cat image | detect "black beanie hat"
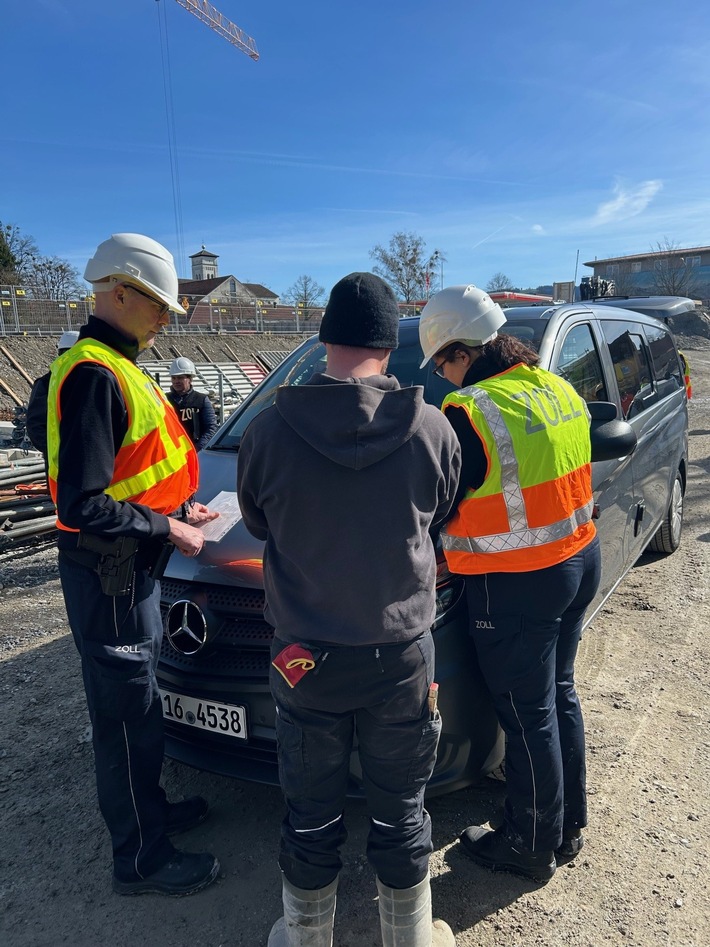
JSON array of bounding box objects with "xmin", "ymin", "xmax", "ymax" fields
[{"xmin": 319, "ymin": 272, "xmax": 399, "ymax": 349}]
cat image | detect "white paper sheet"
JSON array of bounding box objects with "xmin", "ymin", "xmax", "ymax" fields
[{"xmin": 198, "ymin": 491, "xmax": 243, "ymax": 542}]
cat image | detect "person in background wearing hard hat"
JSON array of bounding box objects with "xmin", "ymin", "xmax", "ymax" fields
[
  {"xmin": 419, "ymin": 285, "xmax": 601, "ymax": 883},
  {"xmin": 238, "ymin": 273, "xmax": 461, "ymax": 947},
  {"xmin": 46, "ymin": 233, "xmax": 221, "ymax": 897},
  {"xmin": 166, "ymin": 357, "xmax": 218, "ymax": 451},
  {"xmin": 26, "ymin": 330, "xmax": 80, "ymax": 458}
]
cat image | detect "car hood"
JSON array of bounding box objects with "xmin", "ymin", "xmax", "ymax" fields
[{"xmin": 164, "ymin": 447, "xmax": 265, "ymax": 589}]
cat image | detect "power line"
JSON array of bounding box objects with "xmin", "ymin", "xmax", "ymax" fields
[{"xmin": 156, "ymin": 1, "xmax": 186, "ymax": 276}]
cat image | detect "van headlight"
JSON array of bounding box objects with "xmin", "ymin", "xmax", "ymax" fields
[{"xmin": 433, "ymin": 576, "xmax": 465, "ymax": 630}]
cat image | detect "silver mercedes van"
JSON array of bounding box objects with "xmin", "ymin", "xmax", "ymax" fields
[{"xmin": 156, "ymin": 304, "xmax": 687, "ymax": 792}]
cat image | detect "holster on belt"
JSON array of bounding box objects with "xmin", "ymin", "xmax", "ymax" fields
[{"xmin": 76, "ymin": 532, "xmax": 139, "ymax": 597}]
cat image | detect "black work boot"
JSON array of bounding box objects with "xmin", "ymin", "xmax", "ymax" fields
[
  {"xmin": 112, "ymin": 851, "xmax": 220, "ymax": 896},
  {"xmin": 166, "ymin": 796, "xmax": 210, "ymax": 835},
  {"xmin": 460, "ymin": 825, "xmax": 555, "ymax": 882},
  {"xmin": 556, "ymin": 829, "xmax": 584, "ymax": 858}
]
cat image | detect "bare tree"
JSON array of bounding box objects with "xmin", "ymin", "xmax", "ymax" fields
[
  {"xmin": 486, "ymin": 272, "xmax": 514, "ymax": 292},
  {"xmin": 0, "ymin": 221, "xmax": 39, "ymax": 284},
  {"xmin": 428, "ymin": 248, "xmax": 447, "ymax": 296},
  {"xmin": 651, "ymin": 238, "xmax": 700, "ymax": 298},
  {"xmin": 0, "ymin": 230, "xmax": 16, "ymax": 281},
  {"xmin": 28, "ymin": 256, "xmax": 85, "ymax": 299},
  {"xmin": 284, "ymin": 274, "xmax": 325, "ymax": 324},
  {"xmin": 369, "ymin": 232, "xmax": 435, "ymax": 302}
]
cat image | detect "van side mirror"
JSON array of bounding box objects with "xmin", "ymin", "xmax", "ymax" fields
[{"xmin": 587, "ymin": 401, "xmax": 637, "ymax": 461}]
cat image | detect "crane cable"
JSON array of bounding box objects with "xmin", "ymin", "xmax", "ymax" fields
[{"xmin": 155, "ymin": 0, "xmax": 186, "ymax": 276}]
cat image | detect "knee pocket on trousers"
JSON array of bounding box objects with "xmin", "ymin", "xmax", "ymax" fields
[
  {"xmin": 406, "ymin": 714, "xmax": 442, "ymax": 790},
  {"xmin": 83, "ymin": 637, "xmax": 157, "ymax": 722},
  {"xmin": 275, "ymin": 706, "xmax": 310, "ymax": 799}
]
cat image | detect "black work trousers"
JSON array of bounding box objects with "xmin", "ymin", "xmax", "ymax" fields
[
  {"xmin": 269, "ymin": 632, "xmax": 441, "ymax": 891},
  {"xmin": 59, "ymin": 552, "xmax": 174, "ymax": 882},
  {"xmin": 465, "ymin": 536, "xmax": 601, "ymax": 853}
]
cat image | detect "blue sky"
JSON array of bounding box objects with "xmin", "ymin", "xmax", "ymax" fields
[{"xmin": 3, "ymin": 0, "xmax": 710, "ymax": 298}]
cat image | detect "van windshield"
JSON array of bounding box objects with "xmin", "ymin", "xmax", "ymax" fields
[
  {"xmin": 212, "ymin": 337, "xmax": 430, "ymax": 450},
  {"xmin": 498, "ymin": 314, "xmax": 550, "ymax": 350}
]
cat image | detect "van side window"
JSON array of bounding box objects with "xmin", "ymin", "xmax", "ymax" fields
[
  {"xmin": 554, "ymin": 324, "xmax": 607, "ymax": 402},
  {"xmin": 601, "ymin": 321, "xmax": 653, "ymax": 419},
  {"xmin": 643, "ymin": 322, "xmax": 683, "ymax": 399}
]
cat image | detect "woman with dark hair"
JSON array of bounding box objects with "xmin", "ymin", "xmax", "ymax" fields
[{"xmin": 419, "ymin": 286, "xmax": 601, "ymax": 883}]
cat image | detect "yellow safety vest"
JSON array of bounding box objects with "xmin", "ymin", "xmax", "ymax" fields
[
  {"xmin": 442, "ymin": 363, "xmax": 595, "ymax": 574},
  {"xmin": 47, "ymin": 338, "xmax": 198, "ymax": 529}
]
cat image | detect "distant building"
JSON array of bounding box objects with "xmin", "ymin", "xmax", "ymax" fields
[
  {"xmin": 583, "ymin": 246, "xmax": 710, "ymax": 302},
  {"xmin": 189, "ymin": 246, "xmax": 219, "ymax": 281},
  {"xmin": 178, "ymin": 247, "xmax": 280, "ymax": 327},
  {"xmin": 489, "ymin": 291, "xmax": 554, "ymax": 308}
]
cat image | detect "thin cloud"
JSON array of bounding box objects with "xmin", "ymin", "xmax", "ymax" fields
[
  {"xmin": 532, "ymin": 224, "xmax": 545, "ymax": 235},
  {"xmin": 590, "ymin": 180, "xmax": 663, "ymax": 227},
  {"xmin": 322, "ymin": 207, "xmax": 418, "ymax": 217}
]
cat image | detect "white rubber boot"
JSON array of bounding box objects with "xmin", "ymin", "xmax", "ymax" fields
[
  {"xmin": 267, "ymin": 875, "xmax": 338, "ymax": 947},
  {"xmin": 377, "ymin": 873, "xmax": 455, "ymax": 946}
]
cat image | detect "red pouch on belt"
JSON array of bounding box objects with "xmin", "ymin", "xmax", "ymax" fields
[{"xmin": 272, "ymin": 643, "xmax": 317, "ymax": 688}]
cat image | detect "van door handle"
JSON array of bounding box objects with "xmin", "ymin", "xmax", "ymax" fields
[{"xmin": 634, "ymin": 501, "xmax": 645, "ymax": 537}]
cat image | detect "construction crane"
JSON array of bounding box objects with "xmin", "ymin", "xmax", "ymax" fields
[{"xmin": 172, "ymin": 0, "xmax": 259, "ymax": 60}]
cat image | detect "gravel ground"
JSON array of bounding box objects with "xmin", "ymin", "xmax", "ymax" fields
[{"xmin": 0, "ymin": 349, "xmax": 708, "ymax": 947}]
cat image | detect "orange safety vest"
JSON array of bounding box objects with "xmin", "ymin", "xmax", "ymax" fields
[
  {"xmin": 47, "ymin": 338, "xmax": 198, "ymax": 531},
  {"xmin": 441, "ymin": 363, "xmax": 596, "ymax": 574}
]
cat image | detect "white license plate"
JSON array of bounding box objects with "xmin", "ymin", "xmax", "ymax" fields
[{"xmin": 160, "ymin": 689, "xmax": 247, "ymax": 740}]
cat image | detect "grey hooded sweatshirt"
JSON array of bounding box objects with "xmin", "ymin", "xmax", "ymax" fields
[{"xmin": 237, "ymin": 372, "xmax": 461, "ymax": 647}]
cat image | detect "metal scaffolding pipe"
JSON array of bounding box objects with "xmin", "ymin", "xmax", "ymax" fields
[
  {"xmin": 0, "ymin": 514, "xmax": 57, "ymax": 541},
  {"xmin": 0, "ymin": 465, "xmax": 46, "ymax": 482},
  {"xmin": 1, "ymin": 502, "xmax": 56, "ymax": 525}
]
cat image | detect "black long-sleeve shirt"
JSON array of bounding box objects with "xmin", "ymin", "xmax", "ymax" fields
[
  {"xmin": 442, "ymin": 361, "xmax": 491, "ymax": 511},
  {"xmin": 166, "ymin": 387, "xmax": 217, "ymax": 451},
  {"xmin": 53, "ymin": 317, "xmax": 171, "ymax": 550}
]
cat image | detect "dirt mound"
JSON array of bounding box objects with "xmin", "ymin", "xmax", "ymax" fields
[{"xmin": 669, "ymin": 308, "xmax": 710, "ymax": 340}]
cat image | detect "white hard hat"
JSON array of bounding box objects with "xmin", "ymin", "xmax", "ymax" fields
[
  {"xmin": 418, "ymin": 284, "xmax": 507, "ymax": 368},
  {"xmin": 170, "ymin": 356, "xmax": 195, "ymax": 376},
  {"xmin": 58, "ymin": 330, "xmax": 80, "ymax": 352},
  {"xmin": 84, "ymin": 233, "xmax": 186, "ymax": 314}
]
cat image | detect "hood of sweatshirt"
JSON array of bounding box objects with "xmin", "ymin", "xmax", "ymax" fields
[{"xmin": 274, "ymin": 372, "xmax": 426, "ymax": 470}]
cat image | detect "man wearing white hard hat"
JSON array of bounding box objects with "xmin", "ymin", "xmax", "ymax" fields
[
  {"xmin": 46, "ymin": 233, "xmax": 221, "ymax": 897},
  {"xmin": 166, "ymin": 356, "xmax": 217, "ymax": 451}
]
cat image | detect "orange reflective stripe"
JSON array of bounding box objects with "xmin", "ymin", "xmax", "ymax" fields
[
  {"xmin": 522, "ymin": 465, "xmax": 593, "ymax": 528},
  {"xmin": 126, "ymin": 466, "xmax": 197, "ymax": 515},
  {"xmin": 446, "ymin": 492, "xmax": 510, "ymax": 536},
  {"xmin": 114, "ymin": 426, "xmax": 168, "ymax": 481},
  {"xmin": 109, "ymin": 438, "xmax": 195, "ymax": 504}
]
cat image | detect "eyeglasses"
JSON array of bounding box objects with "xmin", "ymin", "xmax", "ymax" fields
[
  {"xmin": 124, "ymin": 283, "xmax": 170, "ymax": 318},
  {"xmin": 433, "ymin": 360, "xmax": 448, "ymax": 378}
]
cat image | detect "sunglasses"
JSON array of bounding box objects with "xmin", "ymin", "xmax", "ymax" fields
[
  {"xmin": 124, "ymin": 283, "xmax": 170, "ymax": 318},
  {"xmin": 432, "ymin": 361, "xmax": 448, "ymax": 378}
]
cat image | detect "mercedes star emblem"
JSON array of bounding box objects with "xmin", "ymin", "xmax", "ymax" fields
[{"xmin": 166, "ymin": 600, "xmax": 208, "ymax": 656}]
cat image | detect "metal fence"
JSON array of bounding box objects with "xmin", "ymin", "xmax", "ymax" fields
[{"xmin": 0, "ymin": 285, "xmax": 324, "ymax": 337}]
